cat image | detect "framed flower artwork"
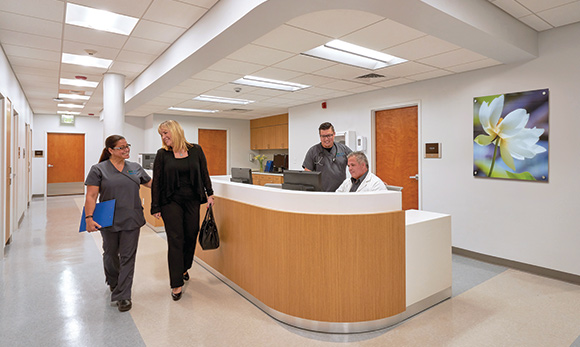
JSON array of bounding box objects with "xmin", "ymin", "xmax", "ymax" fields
[{"xmin": 473, "ymin": 88, "xmax": 549, "ymax": 182}]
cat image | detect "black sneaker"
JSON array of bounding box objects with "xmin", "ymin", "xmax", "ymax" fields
[{"xmin": 117, "ymin": 299, "xmax": 132, "ymax": 312}]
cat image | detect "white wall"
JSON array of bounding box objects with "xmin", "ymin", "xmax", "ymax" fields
[
  {"xmin": 31, "ymin": 114, "xmax": 255, "ymax": 195},
  {"xmin": 1, "ymin": 45, "xmax": 34, "ymax": 253},
  {"xmin": 289, "ymin": 23, "xmax": 580, "ymax": 276},
  {"xmin": 147, "ymin": 114, "xmax": 256, "ymax": 170},
  {"xmin": 32, "ymin": 115, "xmax": 104, "ymax": 196}
]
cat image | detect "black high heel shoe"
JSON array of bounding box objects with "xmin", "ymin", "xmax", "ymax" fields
[
  {"xmin": 171, "ymin": 288, "xmax": 182, "ymax": 301},
  {"xmin": 183, "ymin": 271, "xmax": 190, "ymax": 281}
]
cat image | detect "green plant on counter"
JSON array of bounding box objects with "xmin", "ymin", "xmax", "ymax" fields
[{"xmin": 254, "ymin": 154, "xmax": 267, "ymax": 172}]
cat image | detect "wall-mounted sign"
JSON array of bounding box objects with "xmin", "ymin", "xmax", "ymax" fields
[
  {"xmin": 34, "ymin": 150, "xmax": 44, "ymax": 158},
  {"xmin": 60, "ymin": 114, "xmax": 75, "ymax": 125},
  {"xmin": 425, "ymin": 143, "xmax": 441, "ymax": 158}
]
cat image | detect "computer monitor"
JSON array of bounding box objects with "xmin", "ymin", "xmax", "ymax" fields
[
  {"xmin": 272, "ymin": 154, "xmax": 288, "ymax": 171},
  {"xmin": 282, "ymin": 170, "xmax": 322, "ymax": 191},
  {"xmin": 230, "ymin": 167, "xmax": 253, "ymax": 184}
]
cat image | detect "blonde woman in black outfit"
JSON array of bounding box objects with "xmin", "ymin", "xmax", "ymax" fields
[{"xmin": 151, "ymin": 120, "xmax": 214, "ymax": 301}]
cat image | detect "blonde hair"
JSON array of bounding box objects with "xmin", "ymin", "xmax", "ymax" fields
[{"xmin": 158, "ymin": 120, "xmax": 191, "ymax": 152}]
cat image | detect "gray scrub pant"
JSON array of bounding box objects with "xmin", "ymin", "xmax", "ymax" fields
[{"xmin": 101, "ymin": 227, "xmax": 140, "ymax": 302}]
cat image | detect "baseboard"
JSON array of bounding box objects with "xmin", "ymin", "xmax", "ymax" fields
[{"xmin": 452, "ymin": 247, "xmax": 580, "ymax": 285}]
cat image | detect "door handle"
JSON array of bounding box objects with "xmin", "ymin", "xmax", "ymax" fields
[
  {"xmin": 47, "ymin": 164, "xmax": 54, "ymax": 168},
  {"xmin": 409, "ymin": 174, "xmax": 419, "ymax": 180}
]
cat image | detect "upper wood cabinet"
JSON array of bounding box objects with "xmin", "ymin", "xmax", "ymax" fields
[{"xmin": 250, "ymin": 113, "xmax": 288, "ymax": 150}]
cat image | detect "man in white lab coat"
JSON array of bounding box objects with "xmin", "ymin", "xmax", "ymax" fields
[{"xmin": 335, "ymin": 151, "xmax": 387, "ymax": 192}]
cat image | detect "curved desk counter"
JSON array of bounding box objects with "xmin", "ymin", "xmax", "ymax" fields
[{"xmin": 195, "ymin": 176, "xmax": 450, "ymax": 333}]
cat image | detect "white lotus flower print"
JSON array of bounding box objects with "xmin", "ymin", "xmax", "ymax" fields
[{"xmin": 474, "ymin": 94, "xmax": 546, "ymax": 175}]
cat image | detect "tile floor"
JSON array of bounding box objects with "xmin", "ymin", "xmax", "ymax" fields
[{"xmin": 1, "ymin": 195, "xmax": 579, "ymax": 347}]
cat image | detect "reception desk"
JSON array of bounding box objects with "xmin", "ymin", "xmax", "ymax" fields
[{"xmin": 195, "ymin": 176, "xmax": 451, "ymax": 333}]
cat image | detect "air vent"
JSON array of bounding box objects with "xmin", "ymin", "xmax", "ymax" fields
[
  {"xmin": 356, "ymin": 73, "xmax": 385, "ymax": 79},
  {"xmin": 227, "ymin": 108, "xmax": 252, "ymax": 112}
]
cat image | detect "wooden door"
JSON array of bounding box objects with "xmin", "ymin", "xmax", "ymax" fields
[
  {"xmin": 47, "ymin": 133, "xmax": 85, "ymax": 196},
  {"xmin": 375, "ymin": 106, "xmax": 419, "ymax": 210},
  {"xmin": 198, "ymin": 129, "xmax": 227, "ymax": 176},
  {"xmin": 4, "ymin": 97, "xmax": 12, "ymax": 245},
  {"xmin": 26, "ymin": 124, "xmax": 31, "ymax": 205}
]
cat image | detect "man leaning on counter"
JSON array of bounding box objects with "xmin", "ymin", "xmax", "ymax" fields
[
  {"xmin": 302, "ymin": 122, "xmax": 352, "ymax": 192},
  {"xmin": 336, "ymin": 151, "xmax": 387, "ymax": 192}
]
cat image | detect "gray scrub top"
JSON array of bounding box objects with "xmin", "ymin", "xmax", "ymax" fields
[
  {"xmin": 85, "ymin": 160, "xmax": 151, "ymax": 232},
  {"xmin": 302, "ymin": 142, "xmax": 352, "ymax": 192}
]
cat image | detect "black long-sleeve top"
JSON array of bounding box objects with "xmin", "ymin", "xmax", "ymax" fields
[{"xmin": 150, "ymin": 144, "xmax": 214, "ymax": 214}]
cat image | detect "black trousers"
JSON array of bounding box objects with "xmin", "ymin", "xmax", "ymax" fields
[
  {"xmin": 161, "ymin": 197, "xmax": 201, "ymax": 288},
  {"xmin": 101, "ymin": 227, "xmax": 140, "ymax": 302}
]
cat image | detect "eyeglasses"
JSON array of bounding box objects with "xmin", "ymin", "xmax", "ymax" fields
[
  {"xmin": 320, "ymin": 134, "xmax": 334, "ymax": 139},
  {"xmin": 112, "ymin": 144, "xmax": 131, "ymax": 151}
]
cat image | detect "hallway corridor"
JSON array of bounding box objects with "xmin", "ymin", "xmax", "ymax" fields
[{"xmin": 1, "ymin": 196, "xmax": 579, "ymax": 346}]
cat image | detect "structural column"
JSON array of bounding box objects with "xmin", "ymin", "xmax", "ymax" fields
[{"xmin": 102, "ymin": 73, "xmax": 125, "ymax": 138}]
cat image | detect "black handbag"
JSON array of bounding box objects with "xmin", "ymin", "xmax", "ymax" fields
[{"xmin": 199, "ymin": 205, "xmax": 219, "ymax": 250}]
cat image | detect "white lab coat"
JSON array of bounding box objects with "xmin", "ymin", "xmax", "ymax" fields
[{"xmin": 335, "ymin": 172, "xmax": 387, "ymax": 192}]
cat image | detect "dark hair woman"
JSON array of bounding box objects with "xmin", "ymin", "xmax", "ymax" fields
[
  {"xmin": 83, "ymin": 135, "xmax": 152, "ymax": 312},
  {"xmin": 150, "ymin": 120, "xmax": 214, "ymax": 301}
]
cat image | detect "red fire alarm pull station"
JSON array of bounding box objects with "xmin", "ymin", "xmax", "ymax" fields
[{"xmin": 322, "ymin": 102, "xmax": 327, "ymax": 109}]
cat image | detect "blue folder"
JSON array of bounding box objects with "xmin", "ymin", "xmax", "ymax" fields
[{"xmin": 79, "ymin": 199, "xmax": 116, "ymax": 232}]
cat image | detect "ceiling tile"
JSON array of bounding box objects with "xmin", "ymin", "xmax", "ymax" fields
[
  {"xmin": 8, "ymin": 56, "xmax": 60, "ymax": 70},
  {"xmin": 491, "ymin": 0, "xmax": 533, "ymax": 18},
  {"xmin": 192, "ymin": 69, "xmax": 242, "ymax": 83},
  {"xmin": 0, "ymin": 0, "xmax": 64, "ymax": 22},
  {"xmin": 62, "ymin": 40, "xmax": 121, "ymax": 60},
  {"xmin": 341, "ymin": 19, "xmax": 425, "ymax": 51},
  {"xmin": 64, "ymin": 24, "xmax": 128, "ymax": 50},
  {"xmin": 207, "ymin": 59, "xmax": 264, "ymax": 76},
  {"xmin": 320, "ymin": 79, "xmax": 366, "ymax": 91},
  {"xmin": 518, "ymin": 14, "xmax": 553, "ymax": 31},
  {"xmin": 418, "ymin": 49, "xmax": 488, "ymax": 68},
  {"xmin": 385, "ymin": 35, "xmax": 459, "ymax": 61},
  {"xmin": 123, "ymin": 37, "xmax": 170, "ymax": 55},
  {"xmin": 373, "ymin": 78, "xmax": 414, "ymax": 89},
  {"xmin": 0, "ymin": 30, "xmax": 61, "ymax": 51},
  {"xmin": 227, "ymin": 44, "xmax": 294, "ymax": 66},
  {"xmin": 515, "ymin": 0, "xmax": 576, "ymax": 13},
  {"xmin": 311, "ymin": 64, "xmax": 371, "ymax": 80},
  {"xmin": 272, "ymin": 55, "xmax": 336, "ymax": 74},
  {"xmin": 375, "ymin": 61, "xmax": 435, "ymax": 78},
  {"xmin": 250, "ymin": 67, "xmax": 304, "ymax": 81},
  {"xmin": 12, "ymin": 65, "xmax": 59, "ymax": 78},
  {"xmin": 0, "ymin": 11, "xmax": 62, "ymax": 38},
  {"xmin": 176, "ymin": 78, "xmax": 224, "ymax": 93},
  {"xmin": 131, "ymin": 20, "xmax": 187, "ymax": 43},
  {"xmin": 143, "ymin": 0, "xmax": 206, "ymax": 28},
  {"xmin": 537, "ymin": 2, "xmax": 580, "ymax": 27},
  {"xmin": 116, "ymin": 50, "xmax": 157, "ymax": 65},
  {"xmin": 175, "ymin": 0, "xmax": 220, "ymax": 9},
  {"xmin": 287, "ymin": 9, "xmax": 383, "ymax": 38},
  {"xmin": 252, "ymin": 24, "xmax": 330, "ymax": 54},
  {"xmin": 288, "ymin": 74, "xmax": 335, "ymax": 87},
  {"xmin": 407, "ymin": 69, "xmax": 453, "ymax": 81},
  {"xmin": 3, "ymin": 45, "xmax": 61, "ymax": 62},
  {"xmin": 447, "ymin": 58, "xmax": 501, "ymax": 73}
]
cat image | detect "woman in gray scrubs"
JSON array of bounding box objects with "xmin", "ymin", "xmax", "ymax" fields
[{"xmin": 84, "ymin": 135, "xmax": 152, "ymax": 312}]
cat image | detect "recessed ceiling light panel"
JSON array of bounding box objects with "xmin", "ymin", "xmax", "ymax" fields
[
  {"xmin": 62, "ymin": 53, "xmax": 112, "ymax": 69},
  {"xmin": 58, "ymin": 103, "xmax": 85, "ymax": 109},
  {"xmin": 301, "ymin": 39, "xmax": 407, "ymax": 70},
  {"xmin": 60, "ymin": 78, "xmax": 99, "ymax": 88},
  {"xmin": 193, "ymin": 95, "xmax": 254, "ymax": 105},
  {"xmin": 65, "ymin": 3, "xmax": 138, "ymax": 36},
  {"xmin": 59, "ymin": 93, "xmax": 90, "ymax": 101},
  {"xmin": 168, "ymin": 107, "xmax": 219, "ymax": 113},
  {"xmin": 232, "ymin": 76, "xmax": 310, "ymax": 92}
]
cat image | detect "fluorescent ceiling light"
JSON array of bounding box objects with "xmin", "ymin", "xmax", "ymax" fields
[
  {"xmin": 60, "ymin": 78, "xmax": 99, "ymax": 88},
  {"xmin": 62, "ymin": 53, "xmax": 112, "ymax": 69},
  {"xmin": 232, "ymin": 76, "xmax": 310, "ymax": 92},
  {"xmin": 168, "ymin": 107, "xmax": 219, "ymax": 113},
  {"xmin": 193, "ymin": 95, "xmax": 254, "ymax": 105},
  {"xmin": 301, "ymin": 39, "xmax": 407, "ymax": 70},
  {"xmin": 65, "ymin": 3, "xmax": 138, "ymax": 36},
  {"xmin": 59, "ymin": 93, "xmax": 90, "ymax": 101},
  {"xmin": 57, "ymin": 111, "xmax": 81, "ymax": 115},
  {"xmin": 58, "ymin": 103, "xmax": 85, "ymax": 109}
]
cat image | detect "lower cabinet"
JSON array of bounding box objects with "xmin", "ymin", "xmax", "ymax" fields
[{"xmin": 252, "ymin": 173, "xmax": 283, "ymax": 186}]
